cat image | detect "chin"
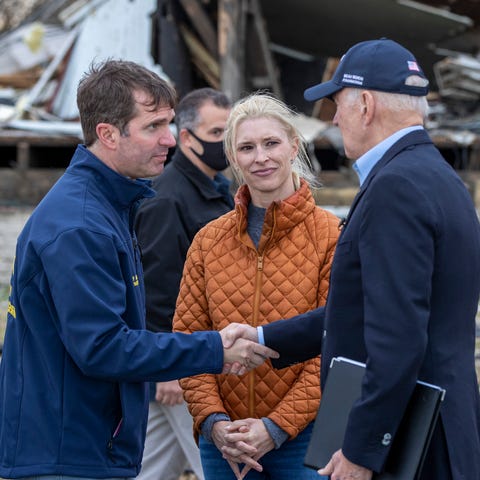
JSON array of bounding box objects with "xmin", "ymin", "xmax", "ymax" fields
[{"xmin": 151, "ymin": 165, "xmax": 165, "ymax": 176}]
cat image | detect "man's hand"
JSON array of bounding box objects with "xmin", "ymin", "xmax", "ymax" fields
[
  {"xmin": 154, "ymin": 380, "xmax": 183, "ymax": 406},
  {"xmin": 318, "ymin": 449, "xmax": 373, "ymax": 480},
  {"xmin": 220, "ymin": 323, "xmax": 258, "ymax": 348},
  {"xmin": 219, "ymin": 323, "xmax": 278, "ymax": 374},
  {"xmin": 220, "ymin": 335, "xmax": 279, "ymax": 375}
]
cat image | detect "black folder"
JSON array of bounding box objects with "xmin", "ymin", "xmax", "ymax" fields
[{"xmin": 304, "ymin": 357, "xmax": 445, "ymax": 479}]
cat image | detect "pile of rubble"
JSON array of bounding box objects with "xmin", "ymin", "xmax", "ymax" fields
[
  {"xmin": 0, "ymin": 0, "xmax": 165, "ymax": 138},
  {"xmin": 422, "ymin": 52, "xmax": 480, "ymax": 168},
  {"xmin": 0, "ymin": 0, "xmax": 479, "ymax": 168},
  {"xmin": 430, "ymin": 52, "xmax": 480, "ymax": 131}
]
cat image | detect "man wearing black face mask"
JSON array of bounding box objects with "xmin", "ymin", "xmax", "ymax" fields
[{"xmin": 134, "ymin": 88, "xmax": 233, "ymax": 480}]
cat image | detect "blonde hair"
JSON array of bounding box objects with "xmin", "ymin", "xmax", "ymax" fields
[{"xmin": 224, "ymin": 92, "xmax": 316, "ymax": 185}]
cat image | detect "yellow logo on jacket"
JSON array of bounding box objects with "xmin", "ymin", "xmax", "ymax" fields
[
  {"xmin": 7, "ymin": 301, "xmax": 16, "ymax": 318},
  {"xmin": 7, "ymin": 259, "xmax": 16, "ymax": 317},
  {"xmin": 132, "ymin": 274, "xmax": 139, "ymax": 287}
]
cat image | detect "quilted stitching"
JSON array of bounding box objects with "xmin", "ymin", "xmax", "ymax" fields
[{"xmin": 174, "ymin": 180, "xmax": 339, "ymax": 439}]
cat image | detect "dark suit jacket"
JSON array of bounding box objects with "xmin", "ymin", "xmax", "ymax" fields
[{"xmin": 263, "ymin": 130, "xmax": 480, "ymax": 480}]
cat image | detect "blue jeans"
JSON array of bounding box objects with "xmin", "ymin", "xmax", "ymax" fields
[
  {"xmin": 199, "ymin": 422, "xmax": 328, "ymax": 479},
  {"xmin": 20, "ymin": 477, "xmax": 133, "ymax": 480}
]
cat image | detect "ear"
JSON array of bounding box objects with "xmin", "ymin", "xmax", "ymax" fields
[
  {"xmin": 361, "ymin": 91, "xmax": 375, "ymax": 125},
  {"xmin": 291, "ymin": 135, "xmax": 300, "ymax": 159},
  {"xmin": 96, "ymin": 123, "xmax": 119, "ymax": 150},
  {"xmin": 179, "ymin": 128, "xmax": 191, "ymax": 146}
]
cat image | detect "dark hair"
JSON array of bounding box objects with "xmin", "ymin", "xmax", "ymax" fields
[
  {"xmin": 174, "ymin": 87, "xmax": 231, "ymax": 132},
  {"xmin": 77, "ymin": 60, "xmax": 177, "ymax": 146}
]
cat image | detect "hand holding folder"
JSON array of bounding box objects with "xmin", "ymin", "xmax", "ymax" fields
[{"xmin": 304, "ymin": 357, "xmax": 446, "ymax": 479}]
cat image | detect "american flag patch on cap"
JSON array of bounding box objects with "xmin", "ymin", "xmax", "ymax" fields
[{"xmin": 407, "ymin": 60, "xmax": 420, "ymax": 71}]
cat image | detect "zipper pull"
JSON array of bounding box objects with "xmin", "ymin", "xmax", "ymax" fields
[{"xmin": 257, "ymin": 256, "xmax": 263, "ymax": 271}]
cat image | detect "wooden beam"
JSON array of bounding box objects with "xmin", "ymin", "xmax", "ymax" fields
[
  {"xmin": 219, "ymin": 0, "xmax": 247, "ymax": 101},
  {"xmin": 179, "ymin": 0, "xmax": 218, "ymax": 57},
  {"xmin": 179, "ymin": 24, "xmax": 220, "ymax": 88},
  {"xmin": 312, "ymin": 57, "xmax": 339, "ymax": 120},
  {"xmin": 0, "ymin": 67, "xmax": 43, "ymax": 89},
  {"xmin": 249, "ymin": 0, "xmax": 282, "ymax": 99}
]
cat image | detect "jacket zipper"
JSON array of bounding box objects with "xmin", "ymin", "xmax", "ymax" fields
[
  {"xmin": 107, "ymin": 417, "xmax": 123, "ymax": 450},
  {"xmin": 249, "ymin": 254, "xmax": 264, "ymax": 416},
  {"xmin": 247, "ymin": 206, "xmax": 276, "ymax": 417},
  {"xmin": 129, "ymin": 204, "xmax": 141, "ymax": 267}
]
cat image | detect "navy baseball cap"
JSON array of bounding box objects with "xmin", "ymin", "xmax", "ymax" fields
[{"xmin": 304, "ymin": 38, "xmax": 429, "ymax": 101}]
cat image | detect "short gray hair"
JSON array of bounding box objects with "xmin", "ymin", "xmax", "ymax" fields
[
  {"xmin": 344, "ymin": 76, "xmax": 429, "ymax": 119},
  {"xmin": 175, "ymin": 88, "xmax": 231, "ymax": 131}
]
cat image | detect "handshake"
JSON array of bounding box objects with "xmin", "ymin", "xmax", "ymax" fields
[{"xmin": 219, "ymin": 323, "xmax": 279, "ymax": 375}]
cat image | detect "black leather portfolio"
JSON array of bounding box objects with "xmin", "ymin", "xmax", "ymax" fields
[{"xmin": 304, "ymin": 357, "xmax": 445, "ymax": 479}]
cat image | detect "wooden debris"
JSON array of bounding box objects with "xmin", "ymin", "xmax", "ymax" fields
[
  {"xmin": 434, "ymin": 53, "xmax": 480, "ymax": 100},
  {"xmin": 179, "ymin": 24, "xmax": 220, "ymax": 88},
  {"xmin": 179, "ymin": 0, "xmax": 218, "ymax": 57},
  {"xmin": 0, "ymin": 66, "xmax": 43, "ymax": 89}
]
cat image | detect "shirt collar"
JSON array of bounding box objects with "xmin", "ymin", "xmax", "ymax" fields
[{"xmin": 352, "ymin": 126, "xmax": 424, "ymax": 186}]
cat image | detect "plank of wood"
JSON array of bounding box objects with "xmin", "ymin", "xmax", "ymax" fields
[
  {"xmin": 179, "ymin": 24, "xmax": 220, "ymax": 88},
  {"xmin": 179, "ymin": 0, "xmax": 218, "ymax": 57}
]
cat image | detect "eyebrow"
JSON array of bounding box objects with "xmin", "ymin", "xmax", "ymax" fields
[
  {"xmin": 237, "ymin": 135, "xmax": 279, "ymax": 143},
  {"xmin": 148, "ymin": 111, "xmax": 175, "ymax": 124},
  {"xmin": 206, "ymin": 125, "xmax": 224, "ymax": 133}
]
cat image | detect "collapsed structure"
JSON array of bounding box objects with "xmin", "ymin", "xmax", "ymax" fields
[{"xmin": 0, "ymin": 0, "xmax": 479, "ymax": 204}]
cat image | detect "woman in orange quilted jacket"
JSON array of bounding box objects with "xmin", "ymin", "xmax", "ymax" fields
[{"xmin": 173, "ymin": 93, "xmax": 339, "ymax": 480}]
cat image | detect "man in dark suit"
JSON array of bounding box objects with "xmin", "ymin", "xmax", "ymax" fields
[{"xmin": 222, "ymin": 39, "xmax": 480, "ymax": 480}]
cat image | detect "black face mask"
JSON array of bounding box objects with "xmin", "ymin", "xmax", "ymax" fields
[{"xmin": 187, "ymin": 129, "xmax": 229, "ymax": 171}]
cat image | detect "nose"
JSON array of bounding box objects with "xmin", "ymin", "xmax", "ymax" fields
[
  {"xmin": 162, "ymin": 127, "xmax": 177, "ymax": 148},
  {"xmin": 255, "ymin": 146, "xmax": 269, "ymax": 163}
]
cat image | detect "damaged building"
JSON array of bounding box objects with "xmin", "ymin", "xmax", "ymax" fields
[{"xmin": 0, "ymin": 0, "xmax": 479, "ymax": 204}]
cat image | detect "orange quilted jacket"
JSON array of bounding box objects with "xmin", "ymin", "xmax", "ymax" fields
[{"xmin": 173, "ymin": 179, "xmax": 339, "ymax": 440}]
